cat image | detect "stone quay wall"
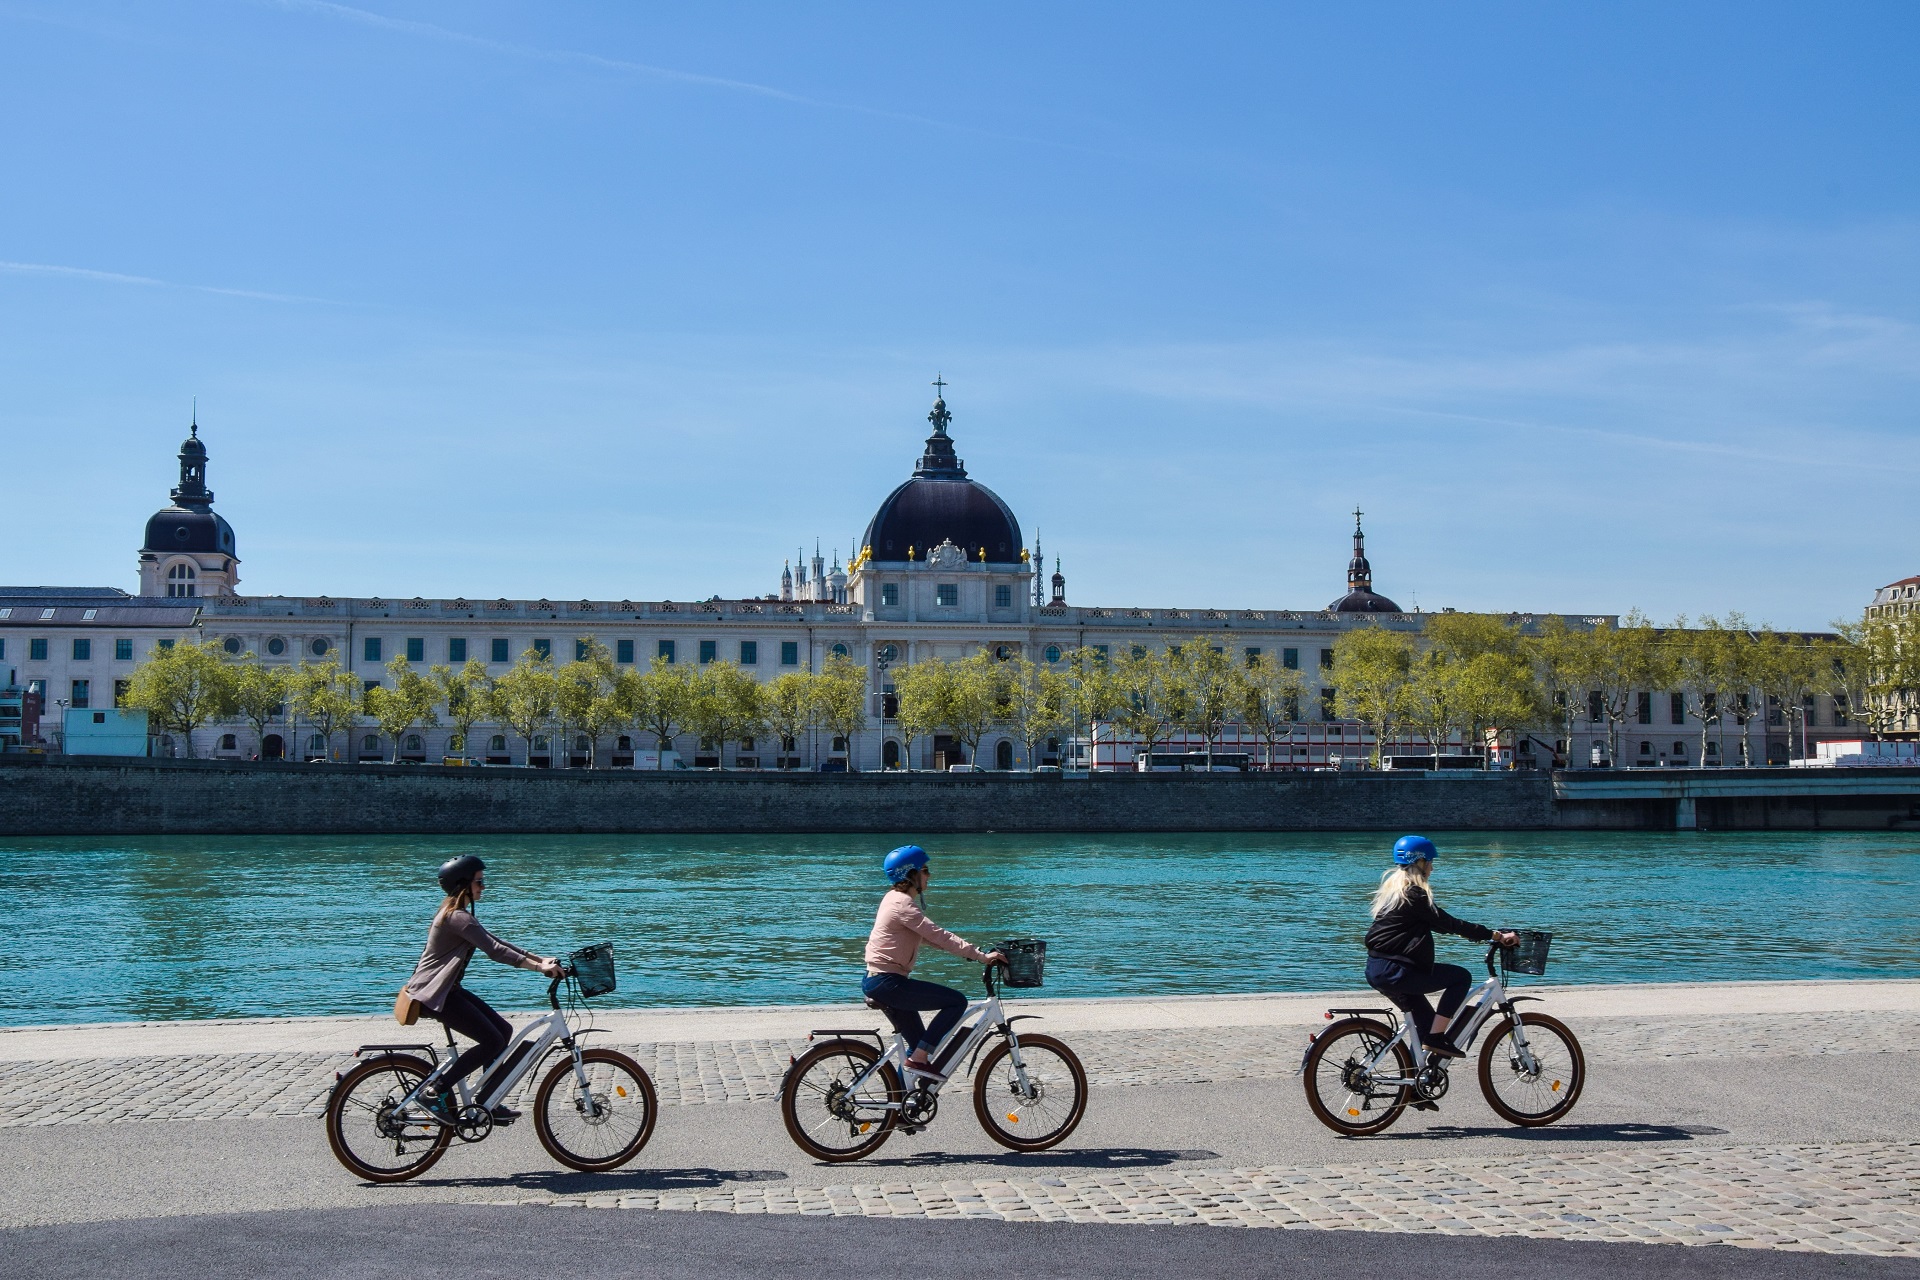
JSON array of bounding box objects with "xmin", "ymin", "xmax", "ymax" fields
[{"xmin": 1, "ymin": 757, "xmax": 1914, "ymax": 835}]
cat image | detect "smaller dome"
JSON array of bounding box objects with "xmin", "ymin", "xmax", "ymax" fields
[{"xmin": 144, "ymin": 506, "xmax": 237, "ymax": 556}]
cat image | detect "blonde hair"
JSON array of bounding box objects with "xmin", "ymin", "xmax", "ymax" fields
[
  {"xmin": 435, "ymin": 881, "xmax": 479, "ymax": 924},
  {"xmin": 1370, "ymin": 859, "xmax": 1435, "ymax": 918}
]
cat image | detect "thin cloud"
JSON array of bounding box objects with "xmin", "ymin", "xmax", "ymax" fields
[
  {"xmin": 0, "ymin": 259, "xmax": 332, "ymax": 304},
  {"xmin": 264, "ymin": 0, "xmax": 1123, "ymax": 160}
]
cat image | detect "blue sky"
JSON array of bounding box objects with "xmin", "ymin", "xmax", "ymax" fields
[{"xmin": 3, "ymin": 2, "xmax": 1915, "ymax": 628}]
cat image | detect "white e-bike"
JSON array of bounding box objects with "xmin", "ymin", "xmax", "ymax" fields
[{"xmin": 325, "ymin": 947, "xmax": 657, "ymax": 1181}]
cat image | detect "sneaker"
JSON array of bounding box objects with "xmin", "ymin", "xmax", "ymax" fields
[
  {"xmin": 1411, "ymin": 1100, "xmax": 1440, "ymax": 1112},
  {"xmin": 490, "ymin": 1104, "xmax": 522, "ymax": 1124},
  {"xmin": 903, "ymin": 1059, "xmax": 944, "ymax": 1080},
  {"xmin": 1421, "ymin": 1039, "xmax": 1465, "ymax": 1060},
  {"xmin": 420, "ymin": 1089, "xmax": 457, "ymax": 1124}
]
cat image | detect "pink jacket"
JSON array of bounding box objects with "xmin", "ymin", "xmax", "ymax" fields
[{"xmin": 864, "ymin": 890, "xmax": 989, "ymax": 976}]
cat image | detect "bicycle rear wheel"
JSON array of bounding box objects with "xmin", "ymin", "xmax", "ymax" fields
[
  {"xmin": 780, "ymin": 1039, "xmax": 901, "ymax": 1163},
  {"xmin": 1478, "ymin": 1011, "xmax": 1584, "ymax": 1127},
  {"xmin": 325, "ymin": 1054, "xmax": 452, "ymax": 1183},
  {"xmin": 1302, "ymin": 1018, "xmax": 1413, "ymax": 1136},
  {"xmin": 973, "ymin": 1033, "xmax": 1087, "ymax": 1152},
  {"xmin": 533, "ymin": 1048, "xmax": 658, "ymax": 1172}
]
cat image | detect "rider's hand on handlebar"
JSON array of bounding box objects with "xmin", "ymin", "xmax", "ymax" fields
[
  {"xmin": 537, "ymin": 957, "xmax": 565, "ymax": 980},
  {"xmin": 1492, "ymin": 930, "xmax": 1519, "ymax": 948},
  {"xmin": 983, "ymin": 950, "xmax": 1007, "ymax": 969}
]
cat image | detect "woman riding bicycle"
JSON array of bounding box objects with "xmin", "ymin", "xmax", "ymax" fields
[
  {"xmin": 1365, "ymin": 836, "xmax": 1516, "ymax": 1062},
  {"xmin": 864, "ymin": 845, "xmax": 1005, "ymax": 1079},
  {"xmin": 404, "ymin": 855, "xmax": 564, "ymax": 1121}
]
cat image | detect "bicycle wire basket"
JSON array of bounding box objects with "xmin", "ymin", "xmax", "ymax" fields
[
  {"xmin": 1502, "ymin": 930, "xmax": 1552, "ymax": 978},
  {"xmin": 997, "ymin": 938, "xmax": 1047, "ymax": 988},
  {"xmin": 569, "ymin": 942, "xmax": 617, "ymax": 998}
]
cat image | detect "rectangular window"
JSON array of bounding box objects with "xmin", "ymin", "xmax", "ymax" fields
[
  {"xmin": 491, "ymin": 638, "xmax": 510, "ymax": 663},
  {"xmin": 364, "ymin": 637, "xmax": 382, "ymax": 662},
  {"xmin": 881, "ymin": 583, "xmax": 899, "ymax": 607},
  {"xmin": 616, "ymin": 639, "xmax": 634, "ymax": 664},
  {"xmin": 658, "ymin": 640, "xmax": 676, "ymax": 664},
  {"xmin": 157, "ymin": 639, "xmax": 175, "ymax": 651},
  {"xmin": 1803, "ymin": 694, "xmax": 1817, "ymax": 727},
  {"xmin": 70, "ymin": 679, "xmax": 90, "ymax": 709},
  {"xmin": 994, "ymin": 585, "xmax": 1012, "ymax": 608},
  {"xmin": 1587, "ymin": 690, "xmax": 1603, "ymax": 722},
  {"xmin": 699, "ymin": 640, "xmax": 717, "ymax": 664},
  {"xmin": 1093, "ymin": 644, "xmax": 1110, "ymax": 661},
  {"xmin": 781, "ymin": 641, "xmax": 799, "ymax": 666},
  {"xmin": 1636, "ymin": 691, "xmax": 1652, "ymax": 724},
  {"xmin": 936, "ymin": 584, "xmax": 959, "ymax": 607},
  {"xmin": 448, "ymin": 638, "xmax": 468, "ymax": 663},
  {"xmin": 0, "ymin": 639, "xmax": 5, "ymax": 659},
  {"xmin": 113, "ymin": 678, "xmax": 130, "ymax": 708},
  {"xmin": 740, "ymin": 640, "xmax": 758, "ymax": 665},
  {"xmin": 1319, "ymin": 648, "xmax": 1335, "ymax": 670},
  {"xmin": 72, "ymin": 639, "xmax": 91, "ymax": 661},
  {"xmin": 1243, "ymin": 646, "xmax": 1262, "ymax": 665},
  {"xmin": 1767, "ymin": 695, "xmax": 1784, "ymax": 727},
  {"xmin": 29, "ymin": 638, "xmax": 48, "ymax": 661},
  {"xmin": 1320, "ymin": 687, "xmax": 1337, "ymax": 720},
  {"xmin": 1670, "ymin": 692, "xmax": 1685, "ymax": 725},
  {"xmin": 115, "ymin": 638, "xmax": 133, "ymax": 661},
  {"xmin": 575, "ymin": 638, "xmax": 591, "ymax": 661},
  {"xmin": 1283, "ymin": 647, "xmax": 1299, "ymax": 670},
  {"xmin": 406, "ymin": 637, "xmax": 424, "ymax": 664},
  {"xmin": 532, "ymin": 638, "xmax": 551, "ymax": 660}
]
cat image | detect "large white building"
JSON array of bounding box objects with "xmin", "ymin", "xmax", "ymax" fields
[{"xmin": 0, "ymin": 392, "xmax": 1858, "ymax": 768}]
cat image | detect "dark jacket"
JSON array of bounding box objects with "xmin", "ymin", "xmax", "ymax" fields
[{"xmin": 1364, "ymin": 884, "xmax": 1492, "ymax": 971}]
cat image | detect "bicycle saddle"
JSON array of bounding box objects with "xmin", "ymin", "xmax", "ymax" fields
[{"xmin": 862, "ymin": 996, "xmax": 884, "ymax": 1010}]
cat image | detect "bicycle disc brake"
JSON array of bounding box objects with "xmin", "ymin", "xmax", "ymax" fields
[{"xmin": 454, "ymin": 1104, "xmax": 494, "ymax": 1143}]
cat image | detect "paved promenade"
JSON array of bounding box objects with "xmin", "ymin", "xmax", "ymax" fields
[{"xmin": 3, "ymin": 980, "xmax": 1918, "ymax": 1268}]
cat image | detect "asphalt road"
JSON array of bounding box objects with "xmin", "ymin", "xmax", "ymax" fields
[{"xmin": 4, "ymin": 1049, "xmax": 1917, "ymax": 1276}]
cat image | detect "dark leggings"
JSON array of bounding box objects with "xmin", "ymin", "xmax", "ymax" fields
[
  {"xmin": 862, "ymin": 972, "xmax": 967, "ymax": 1056},
  {"xmin": 1365, "ymin": 958, "xmax": 1473, "ymax": 1043},
  {"xmin": 427, "ymin": 986, "xmax": 513, "ymax": 1088}
]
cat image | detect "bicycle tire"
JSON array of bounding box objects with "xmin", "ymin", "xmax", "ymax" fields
[
  {"xmin": 533, "ymin": 1048, "xmax": 658, "ymax": 1172},
  {"xmin": 1477, "ymin": 1011, "xmax": 1584, "ymax": 1127},
  {"xmin": 972, "ymin": 1033, "xmax": 1087, "ymax": 1152},
  {"xmin": 1302, "ymin": 1018, "xmax": 1413, "ymax": 1136},
  {"xmin": 325, "ymin": 1054, "xmax": 453, "ymax": 1183},
  {"xmin": 780, "ymin": 1039, "xmax": 901, "ymax": 1163}
]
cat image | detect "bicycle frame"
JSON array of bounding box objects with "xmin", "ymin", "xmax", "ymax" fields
[
  {"xmin": 1313, "ymin": 946, "xmax": 1548, "ymax": 1087},
  {"xmin": 361, "ymin": 975, "xmax": 603, "ymax": 1122},
  {"xmin": 823, "ymin": 970, "xmax": 1044, "ymax": 1121}
]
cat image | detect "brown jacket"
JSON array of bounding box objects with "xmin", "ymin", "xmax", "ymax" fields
[{"xmin": 405, "ymin": 908, "xmax": 534, "ymax": 1012}]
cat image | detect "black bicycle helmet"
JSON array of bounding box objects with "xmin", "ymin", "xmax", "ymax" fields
[{"xmin": 437, "ymin": 855, "xmax": 486, "ymax": 894}]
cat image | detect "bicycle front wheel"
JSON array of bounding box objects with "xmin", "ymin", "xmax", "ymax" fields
[
  {"xmin": 1478, "ymin": 1012, "xmax": 1584, "ymax": 1127},
  {"xmin": 325, "ymin": 1054, "xmax": 452, "ymax": 1183},
  {"xmin": 1302, "ymin": 1018, "xmax": 1413, "ymax": 1136},
  {"xmin": 533, "ymin": 1048, "xmax": 658, "ymax": 1172},
  {"xmin": 780, "ymin": 1039, "xmax": 901, "ymax": 1163},
  {"xmin": 973, "ymin": 1033, "xmax": 1087, "ymax": 1152}
]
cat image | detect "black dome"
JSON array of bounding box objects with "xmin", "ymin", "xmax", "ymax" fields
[
  {"xmin": 863, "ymin": 476, "xmax": 1023, "ymax": 564},
  {"xmin": 143, "ymin": 506, "xmax": 236, "ymax": 556},
  {"xmin": 861, "ymin": 394, "xmax": 1023, "ymax": 564},
  {"xmin": 1328, "ymin": 588, "xmax": 1401, "ymax": 613}
]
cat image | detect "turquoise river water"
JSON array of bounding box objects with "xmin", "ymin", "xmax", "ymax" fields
[{"xmin": 2, "ymin": 831, "xmax": 1916, "ymax": 1025}]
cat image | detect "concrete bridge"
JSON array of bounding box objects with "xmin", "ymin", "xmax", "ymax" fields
[{"xmin": 1554, "ymin": 766, "xmax": 1920, "ymax": 830}]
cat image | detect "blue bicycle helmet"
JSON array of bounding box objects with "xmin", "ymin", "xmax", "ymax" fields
[
  {"xmin": 1392, "ymin": 835, "xmax": 1437, "ymax": 866},
  {"xmin": 883, "ymin": 845, "xmax": 929, "ymax": 884}
]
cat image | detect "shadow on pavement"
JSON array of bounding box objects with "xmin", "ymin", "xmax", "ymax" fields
[
  {"xmin": 407, "ymin": 1166, "xmax": 790, "ymax": 1194},
  {"xmin": 845, "ymin": 1146, "xmax": 1220, "ymax": 1171},
  {"xmin": 1371, "ymin": 1122, "xmax": 1728, "ymax": 1143}
]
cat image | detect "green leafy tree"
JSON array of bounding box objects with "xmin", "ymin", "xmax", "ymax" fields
[
  {"xmin": 762, "ymin": 671, "xmax": 819, "ymax": 769},
  {"xmin": 490, "ymin": 650, "xmax": 557, "ymax": 764},
  {"xmin": 631, "ymin": 656, "xmax": 694, "ymax": 766},
  {"xmin": 433, "ymin": 659, "xmax": 493, "ymax": 760},
  {"xmin": 891, "ymin": 655, "xmax": 952, "ymax": 771},
  {"xmin": 1112, "ymin": 643, "xmax": 1177, "ymax": 767},
  {"xmin": 1589, "ymin": 612, "xmax": 1673, "ymax": 766},
  {"xmin": 366, "ymin": 655, "xmax": 441, "ymax": 763},
  {"xmin": 229, "ymin": 655, "xmax": 291, "ymax": 758},
  {"xmin": 1059, "ymin": 646, "xmax": 1119, "ymax": 773},
  {"xmin": 813, "ymin": 652, "xmax": 870, "ymax": 770},
  {"xmin": 687, "ymin": 660, "xmax": 765, "ymax": 769},
  {"xmin": 1454, "ymin": 651, "xmax": 1547, "ymax": 768},
  {"xmin": 1401, "ymin": 651, "xmax": 1464, "ymax": 768},
  {"xmin": 1168, "ymin": 638, "xmax": 1243, "ymax": 769},
  {"xmin": 1239, "ymin": 651, "xmax": 1303, "ymax": 770},
  {"xmin": 942, "ymin": 650, "xmax": 1007, "ymax": 766},
  {"xmin": 1003, "ymin": 657, "xmax": 1071, "ymax": 770},
  {"xmin": 1529, "ymin": 616, "xmax": 1602, "ymax": 768},
  {"xmin": 291, "ymin": 658, "xmax": 362, "ymax": 762},
  {"xmin": 1671, "ymin": 616, "xmax": 1736, "ymax": 764},
  {"xmin": 555, "ymin": 637, "xmax": 622, "ymax": 768},
  {"xmin": 1331, "ymin": 625, "xmax": 1415, "ymax": 766},
  {"xmin": 122, "ymin": 639, "xmax": 237, "ymax": 758}
]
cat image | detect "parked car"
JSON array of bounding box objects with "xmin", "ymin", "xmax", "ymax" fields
[{"xmin": 816, "ymin": 758, "xmax": 848, "ymax": 773}]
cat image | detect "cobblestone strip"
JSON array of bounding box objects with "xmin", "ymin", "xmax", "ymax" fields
[
  {"xmin": 6, "ymin": 1010, "xmax": 1918, "ymax": 1127},
  {"xmin": 482, "ymin": 1141, "xmax": 1920, "ymax": 1256}
]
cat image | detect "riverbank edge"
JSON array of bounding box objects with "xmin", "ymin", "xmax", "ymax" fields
[{"xmin": 7, "ymin": 978, "xmax": 1916, "ymax": 1061}]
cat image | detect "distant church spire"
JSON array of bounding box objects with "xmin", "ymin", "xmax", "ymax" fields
[
  {"xmin": 915, "ymin": 377, "xmax": 965, "ymax": 477},
  {"xmin": 1348, "ymin": 507, "xmax": 1373, "ymax": 593}
]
